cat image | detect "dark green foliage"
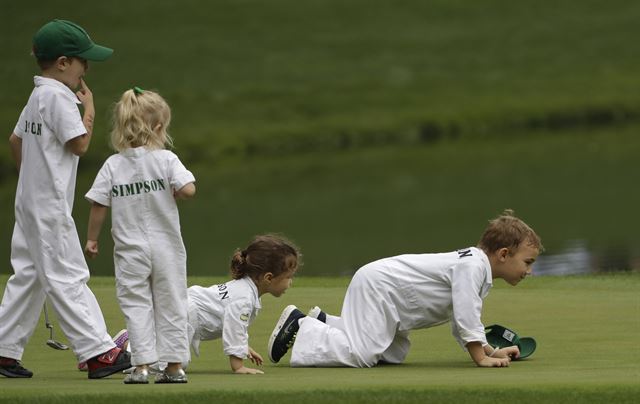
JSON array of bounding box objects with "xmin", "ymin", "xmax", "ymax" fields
[{"xmin": 1, "ymin": 1, "xmax": 639, "ymax": 275}]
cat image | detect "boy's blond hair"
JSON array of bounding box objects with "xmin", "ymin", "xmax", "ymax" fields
[
  {"xmin": 111, "ymin": 89, "xmax": 173, "ymax": 152},
  {"xmin": 477, "ymin": 209, "xmax": 543, "ymax": 254}
]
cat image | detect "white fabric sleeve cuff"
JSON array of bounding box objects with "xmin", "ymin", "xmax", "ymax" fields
[
  {"xmin": 224, "ymin": 345, "xmax": 249, "ymax": 359},
  {"xmin": 85, "ymin": 189, "xmax": 111, "ymax": 207},
  {"xmin": 173, "ymin": 171, "xmax": 195, "ymax": 191},
  {"xmin": 63, "ymin": 126, "xmax": 88, "ymax": 144}
]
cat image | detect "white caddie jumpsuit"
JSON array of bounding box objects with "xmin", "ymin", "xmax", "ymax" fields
[
  {"xmin": 0, "ymin": 76, "xmax": 115, "ymax": 362},
  {"xmin": 290, "ymin": 247, "xmax": 493, "ymax": 367},
  {"xmin": 188, "ymin": 277, "xmax": 262, "ymax": 360},
  {"xmin": 146, "ymin": 277, "xmax": 261, "ymax": 370},
  {"xmin": 85, "ymin": 147, "xmax": 194, "ymax": 366}
]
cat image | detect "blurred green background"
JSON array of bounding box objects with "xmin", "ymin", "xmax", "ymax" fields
[{"xmin": 1, "ymin": 0, "xmax": 639, "ymax": 276}]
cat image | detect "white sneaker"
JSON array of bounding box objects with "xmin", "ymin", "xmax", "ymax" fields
[{"xmin": 307, "ymin": 306, "xmax": 326, "ymax": 323}]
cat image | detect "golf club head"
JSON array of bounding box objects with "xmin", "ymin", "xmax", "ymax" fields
[{"xmin": 46, "ymin": 339, "xmax": 69, "ymax": 350}]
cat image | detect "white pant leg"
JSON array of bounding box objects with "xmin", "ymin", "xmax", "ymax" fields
[
  {"xmin": 115, "ymin": 247, "xmax": 157, "ymax": 366},
  {"xmin": 159, "ymin": 300, "xmax": 198, "ymax": 371},
  {"xmin": 0, "ymin": 223, "xmax": 47, "ymax": 360},
  {"xmin": 1, "ymin": 218, "xmax": 115, "ymax": 363},
  {"xmin": 380, "ymin": 330, "xmax": 411, "ymax": 364},
  {"xmin": 39, "ymin": 215, "xmax": 114, "ymax": 362},
  {"xmin": 325, "ymin": 313, "xmax": 344, "ymax": 330},
  {"xmin": 151, "ymin": 241, "xmax": 189, "ymax": 364},
  {"xmin": 291, "ymin": 317, "xmax": 361, "ymax": 367},
  {"xmin": 291, "ymin": 267, "xmax": 401, "ymax": 368}
]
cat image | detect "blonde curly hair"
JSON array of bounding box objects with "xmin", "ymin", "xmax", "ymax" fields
[{"xmin": 110, "ymin": 88, "xmax": 173, "ymax": 152}]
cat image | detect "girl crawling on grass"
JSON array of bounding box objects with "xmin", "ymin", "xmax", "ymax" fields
[
  {"xmin": 185, "ymin": 234, "xmax": 300, "ymax": 374},
  {"xmin": 80, "ymin": 234, "xmax": 300, "ymax": 375}
]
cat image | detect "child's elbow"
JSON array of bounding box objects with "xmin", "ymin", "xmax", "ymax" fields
[
  {"xmin": 70, "ymin": 146, "xmax": 88, "ymax": 156},
  {"xmin": 67, "ymin": 135, "xmax": 89, "ymax": 156},
  {"xmin": 177, "ymin": 183, "xmax": 196, "ymax": 199}
]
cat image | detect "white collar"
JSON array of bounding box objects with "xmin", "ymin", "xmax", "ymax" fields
[
  {"xmin": 120, "ymin": 146, "xmax": 151, "ymax": 157},
  {"xmin": 472, "ymin": 247, "xmax": 493, "ymax": 287},
  {"xmin": 241, "ymin": 276, "xmax": 262, "ymax": 309},
  {"xmin": 33, "ymin": 76, "xmax": 81, "ymax": 104}
]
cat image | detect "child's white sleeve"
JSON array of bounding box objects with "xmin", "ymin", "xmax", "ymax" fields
[
  {"xmin": 450, "ymin": 260, "xmax": 489, "ymax": 349},
  {"xmin": 13, "ymin": 107, "xmax": 27, "ymax": 138},
  {"xmin": 42, "ymin": 91, "xmax": 87, "ymax": 145},
  {"xmin": 167, "ymin": 151, "xmax": 195, "ymax": 191},
  {"xmin": 221, "ymin": 299, "xmax": 253, "ymax": 358},
  {"xmin": 85, "ymin": 161, "xmax": 112, "ymax": 206}
]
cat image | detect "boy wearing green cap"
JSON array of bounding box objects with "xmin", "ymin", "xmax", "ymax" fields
[{"xmin": 0, "ymin": 19, "xmax": 131, "ymax": 379}]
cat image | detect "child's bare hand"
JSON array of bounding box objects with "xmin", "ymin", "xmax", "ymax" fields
[
  {"xmin": 494, "ymin": 346, "xmax": 520, "ymax": 360},
  {"xmin": 248, "ymin": 347, "xmax": 264, "ymax": 366},
  {"xmin": 75, "ymin": 78, "xmax": 94, "ymax": 107},
  {"xmin": 477, "ymin": 356, "xmax": 511, "ymax": 367},
  {"xmin": 233, "ymin": 366, "xmax": 264, "ymax": 375},
  {"xmin": 85, "ymin": 240, "xmax": 99, "ymax": 258}
]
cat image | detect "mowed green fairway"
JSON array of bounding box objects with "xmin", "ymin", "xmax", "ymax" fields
[{"xmin": 0, "ymin": 274, "xmax": 638, "ymax": 403}]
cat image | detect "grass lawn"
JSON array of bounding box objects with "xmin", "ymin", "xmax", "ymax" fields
[{"xmin": 0, "ymin": 274, "xmax": 638, "ymax": 403}]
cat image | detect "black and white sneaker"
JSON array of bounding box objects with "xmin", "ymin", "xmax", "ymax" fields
[
  {"xmin": 0, "ymin": 357, "xmax": 33, "ymax": 378},
  {"xmin": 307, "ymin": 306, "xmax": 327, "ymax": 323},
  {"xmin": 268, "ymin": 305, "xmax": 305, "ymax": 363}
]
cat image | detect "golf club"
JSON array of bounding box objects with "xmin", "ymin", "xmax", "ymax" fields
[{"xmin": 43, "ymin": 302, "xmax": 69, "ymax": 350}]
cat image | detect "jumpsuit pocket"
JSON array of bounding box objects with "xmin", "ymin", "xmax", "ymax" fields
[{"xmin": 397, "ymin": 283, "xmax": 420, "ymax": 310}]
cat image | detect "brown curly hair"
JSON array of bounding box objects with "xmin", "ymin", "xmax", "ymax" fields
[
  {"xmin": 477, "ymin": 209, "xmax": 543, "ymax": 254},
  {"xmin": 230, "ymin": 234, "xmax": 300, "ymax": 280}
]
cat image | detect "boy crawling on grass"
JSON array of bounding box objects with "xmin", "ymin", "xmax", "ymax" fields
[{"xmin": 268, "ymin": 210, "xmax": 541, "ymax": 368}]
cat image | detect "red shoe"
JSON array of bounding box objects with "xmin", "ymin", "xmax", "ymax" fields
[
  {"xmin": 86, "ymin": 347, "xmax": 131, "ymax": 379},
  {"xmin": 0, "ymin": 357, "xmax": 33, "ymax": 378}
]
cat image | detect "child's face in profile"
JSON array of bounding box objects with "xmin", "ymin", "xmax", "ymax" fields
[
  {"xmin": 266, "ymin": 265, "xmax": 297, "ymax": 297},
  {"xmin": 500, "ymin": 242, "xmax": 539, "ymax": 285},
  {"xmin": 58, "ymin": 57, "xmax": 88, "ymax": 90}
]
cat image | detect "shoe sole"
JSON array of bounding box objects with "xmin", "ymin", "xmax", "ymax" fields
[
  {"xmin": 155, "ymin": 379, "xmax": 188, "ymax": 384},
  {"xmin": 267, "ymin": 304, "xmax": 298, "ymax": 363},
  {"xmin": 112, "ymin": 329, "xmax": 129, "ymax": 349},
  {"xmin": 0, "ymin": 368, "xmax": 32, "ymax": 378},
  {"xmin": 88, "ymin": 360, "xmax": 133, "ymax": 379}
]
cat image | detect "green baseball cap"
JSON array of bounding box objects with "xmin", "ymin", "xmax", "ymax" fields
[
  {"xmin": 33, "ymin": 19, "xmax": 113, "ymax": 61},
  {"xmin": 485, "ymin": 324, "xmax": 537, "ymax": 360}
]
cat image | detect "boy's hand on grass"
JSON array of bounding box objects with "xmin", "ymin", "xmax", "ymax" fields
[
  {"xmin": 493, "ymin": 346, "xmax": 520, "ymax": 360},
  {"xmin": 85, "ymin": 240, "xmax": 99, "ymax": 259},
  {"xmin": 230, "ymin": 355, "xmax": 264, "ymax": 374},
  {"xmin": 477, "ymin": 356, "xmax": 511, "ymax": 367},
  {"xmin": 248, "ymin": 347, "xmax": 264, "ymax": 366},
  {"xmin": 233, "ymin": 366, "xmax": 264, "ymax": 375}
]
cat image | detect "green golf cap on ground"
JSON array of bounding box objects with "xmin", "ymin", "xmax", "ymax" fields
[
  {"xmin": 485, "ymin": 324, "xmax": 537, "ymax": 360},
  {"xmin": 33, "ymin": 19, "xmax": 113, "ymax": 61}
]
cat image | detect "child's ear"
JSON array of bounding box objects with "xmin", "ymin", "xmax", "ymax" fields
[
  {"xmin": 497, "ymin": 247, "xmax": 509, "ymax": 261},
  {"xmin": 263, "ymin": 272, "xmax": 274, "ymax": 283},
  {"xmin": 56, "ymin": 56, "xmax": 69, "ymax": 70}
]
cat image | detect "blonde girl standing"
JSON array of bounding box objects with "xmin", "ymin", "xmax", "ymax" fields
[{"xmin": 84, "ymin": 87, "xmax": 195, "ymax": 384}]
